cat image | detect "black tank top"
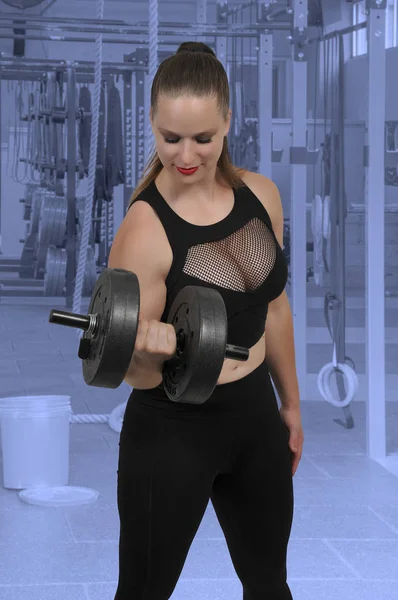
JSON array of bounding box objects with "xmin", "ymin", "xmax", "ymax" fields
[{"xmin": 131, "ymin": 179, "xmax": 288, "ymax": 349}]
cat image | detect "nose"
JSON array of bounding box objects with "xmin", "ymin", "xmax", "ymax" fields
[{"xmin": 179, "ymin": 140, "xmax": 196, "ymax": 167}]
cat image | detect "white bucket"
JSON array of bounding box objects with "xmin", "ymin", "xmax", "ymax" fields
[{"xmin": 0, "ymin": 396, "xmax": 71, "ymax": 490}]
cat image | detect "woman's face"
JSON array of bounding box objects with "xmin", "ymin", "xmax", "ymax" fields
[{"xmin": 150, "ymin": 94, "xmax": 231, "ymax": 181}]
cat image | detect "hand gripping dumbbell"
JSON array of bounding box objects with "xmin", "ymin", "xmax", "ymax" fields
[{"xmin": 48, "ymin": 268, "xmax": 249, "ymax": 404}]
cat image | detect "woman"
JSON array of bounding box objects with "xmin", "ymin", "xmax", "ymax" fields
[{"xmin": 108, "ymin": 41, "xmax": 304, "ymax": 600}]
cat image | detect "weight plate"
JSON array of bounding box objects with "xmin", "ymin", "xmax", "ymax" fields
[
  {"xmin": 35, "ymin": 194, "xmax": 67, "ymax": 278},
  {"xmin": 44, "ymin": 247, "xmax": 67, "ymax": 296},
  {"xmin": 83, "ymin": 247, "xmax": 97, "ymax": 296},
  {"xmin": 19, "ymin": 233, "xmax": 37, "ymax": 279},
  {"xmin": 82, "ymin": 268, "xmax": 140, "ymax": 388},
  {"xmin": 22, "ymin": 184, "xmax": 38, "ymax": 221},
  {"xmin": 35, "ymin": 242, "xmax": 48, "ymax": 280},
  {"xmin": 31, "ymin": 190, "xmax": 43, "ymax": 235},
  {"xmin": 51, "ymin": 194, "xmax": 67, "ymax": 244},
  {"xmin": 38, "ymin": 193, "xmax": 67, "ymax": 248},
  {"xmin": 163, "ymin": 286, "xmax": 228, "ymax": 404}
]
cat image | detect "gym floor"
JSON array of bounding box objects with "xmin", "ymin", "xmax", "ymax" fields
[{"xmin": 0, "ymin": 288, "xmax": 397, "ymax": 600}]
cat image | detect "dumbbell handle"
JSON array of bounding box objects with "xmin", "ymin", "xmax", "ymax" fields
[
  {"xmin": 49, "ymin": 310, "xmax": 98, "ymax": 336},
  {"xmin": 49, "ymin": 309, "xmax": 249, "ymax": 362},
  {"xmin": 225, "ymin": 344, "xmax": 249, "ymax": 361}
]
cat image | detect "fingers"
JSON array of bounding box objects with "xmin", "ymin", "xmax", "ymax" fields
[{"xmin": 135, "ymin": 316, "xmax": 176, "ymax": 358}]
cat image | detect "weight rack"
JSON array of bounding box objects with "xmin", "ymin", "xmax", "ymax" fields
[{"xmin": 0, "ymin": 58, "xmax": 136, "ymax": 305}]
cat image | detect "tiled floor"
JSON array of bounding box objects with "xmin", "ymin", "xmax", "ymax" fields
[{"xmin": 0, "ymin": 292, "xmax": 397, "ymax": 600}]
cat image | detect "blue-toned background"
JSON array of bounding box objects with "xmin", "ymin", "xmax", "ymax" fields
[{"xmin": 0, "ymin": 1, "xmax": 397, "ymax": 599}]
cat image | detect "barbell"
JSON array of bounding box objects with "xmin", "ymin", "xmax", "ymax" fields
[{"xmin": 48, "ymin": 268, "xmax": 249, "ymax": 404}]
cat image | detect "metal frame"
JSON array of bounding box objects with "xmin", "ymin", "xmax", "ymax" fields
[
  {"xmin": 0, "ymin": 57, "xmax": 142, "ymax": 80},
  {"xmin": 0, "ymin": 13, "xmax": 273, "ymax": 28},
  {"xmin": 0, "ymin": 0, "xmax": 285, "ymax": 289},
  {"xmin": 289, "ymin": 0, "xmax": 309, "ymax": 402},
  {"xmin": 257, "ymin": 32, "xmax": 273, "ymax": 178},
  {"xmin": 365, "ymin": 0, "xmax": 387, "ymax": 459},
  {"xmin": 130, "ymin": 49, "xmax": 147, "ymax": 197},
  {"xmin": 287, "ymin": 0, "xmax": 388, "ymax": 460},
  {"xmin": 0, "ymin": 20, "xmax": 291, "ymax": 41}
]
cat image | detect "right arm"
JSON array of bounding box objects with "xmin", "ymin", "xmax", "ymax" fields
[{"xmin": 107, "ymin": 200, "xmax": 175, "ymax": 389}]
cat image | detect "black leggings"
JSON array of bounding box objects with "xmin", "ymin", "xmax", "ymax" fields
[{"xmin": 115, "ymin": 359, "xmax": 294, "ymax": 600}]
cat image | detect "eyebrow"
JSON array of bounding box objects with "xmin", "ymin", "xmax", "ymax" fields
[{"xmin": 159, "ymin": 128, "xmax": 217, "ymax": 137}]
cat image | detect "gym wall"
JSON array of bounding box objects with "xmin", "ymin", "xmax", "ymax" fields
[{"xmin": 0, "ymin": 0, "xmax": 397, "ymax": 289}]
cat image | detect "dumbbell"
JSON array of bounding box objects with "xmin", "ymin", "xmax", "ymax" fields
[{"xmin": 49, "ymin": 268, "xmax": 249, "ymax": 404}]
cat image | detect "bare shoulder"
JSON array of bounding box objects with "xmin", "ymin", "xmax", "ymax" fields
[
  {"xmin": 239, "ymin": 170, "xmax": 284, "ymax": 247},
  {"xmin": 119, "ymin": 199, "xmax": 173, "ymax": 276},
  {"xmin": 239, "ymin": 170, "xmax": 282, "ymax": 221},
  {"xmin": 239, "ymin": 170, "xmax": 280, "ymax": 206},
  {"xmin": 124, "ymin": 199, "xmax": 169, "ymax": 245}
]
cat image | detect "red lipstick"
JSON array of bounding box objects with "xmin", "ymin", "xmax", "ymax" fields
[{"xmin": 176, "ymin": 166, "xmax": 199, "ymax": 176}]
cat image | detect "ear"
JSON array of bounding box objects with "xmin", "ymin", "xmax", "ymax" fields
[
  {"xmin": 149, "ymin": 107, "xmax": 154, "ymax": 125},
  {"xmin": 225, "ymin": 108, "xmax": 232, "ymax": 135}
]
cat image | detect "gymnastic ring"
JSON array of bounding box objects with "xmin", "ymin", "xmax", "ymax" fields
[{"xmin": 317, "ymin": 361, "xmax": 359, "ymax": 408}]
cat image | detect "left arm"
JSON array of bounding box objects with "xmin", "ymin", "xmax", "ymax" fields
[
  {"xmin": 265, "ymin": 291, "xmax": 300, "ymax": 410},
  {"xmin": 248, "ymin": 174, "xmax": 300, "ymax": 410},
  {"xmin": 244, "ymin": 173, "xmax": 303, "ymax": 473}
]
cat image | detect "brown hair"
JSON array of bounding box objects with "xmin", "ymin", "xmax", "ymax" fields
[{"xmin": 128, "ymin": 41, "xmax": 245, "ymax": 209}]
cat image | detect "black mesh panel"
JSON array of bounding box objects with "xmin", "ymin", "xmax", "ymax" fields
[{"xmin": 182, "ymin": 218, "xmax": 276, "ymax": 292}]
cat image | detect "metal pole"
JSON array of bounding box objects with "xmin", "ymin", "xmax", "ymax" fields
[
  {"xmin": 0, "ymin": 68, "xmax": 2, "ymax": 255},
  {"xmin": 257, "ymin": 0, "xmax": 290, "ymax": 22},
  {"xmin": 289, "ymin": 0, "xmax": 308, "ymax": 400},
  {"xmin": 257, "ymin": 32, "xmax": 273, "ymax": 178},
  {"xmin": 216, "ymin": 1, "xmax": 228, "ymax": 74},
  {"xmin": 197, "ymin": 0, "xmax": 207, "ymax": 24},
  {"xmin": 196, "ymin": 0, "xmax": 210, "ymax": 70},
  {"xmin": 197, "ymin": 0, "xmax": 207, "ymax": 43},
  {"xmin": 66, "ymin": 65, "xmax": 77, "ymax": 308},
  {"xmin": 365, "ymin": 0, "xmax": 387, "ymax": 460},
  {"xmin": 0, "ymin": 12, "xmax": 289, "ymax": 30},
  {"xmin": 225, "ymin": 0, "xmax": 257, "ymax": 16},
  {"xmin": 0, "ymin": 22, "xmax": 150, "ymax": 35},
  {"xmin": 0, "ymin": 31, "xmax": 264, "ymax": 45},
  {"xmin": 134, "ymin": 49, "xmax": 147, "ymax": 184},
  {"xmin": 336, "ymin": 34, "xmax": 348, "ymax": 399},
  {"xmin": 307, "ymin": 21, "xmax": 368, "ymax": 45},
  {"xmin": 0, "ymin": 33, "xmax": 154, "ymax": 45},
  {"xmin": 215, "ymin": 0, "xmax": 228, "ymax": 175},
  {"xmin": 123, "ymin": 68, "xmax": 134, "ymax": 213},
  {"xmin": 0, "ymin": 57, "xmax": 140, "ymax": 72},
  {"xmin": 0, "ymin": 19, "xmax": 290, "ymax": 35},
  {"xmin": 1, "ymin": 20, "xmax": 278, "ymax": 37},
  {"xmin": 0, "ymin": 70, "xmax": 136, "ymax": 84},
  {"xmin": 2, "ymin": 20, "xmax": 266, "ymax": 38},
  {"xmin": 0, "ymin": 13, "xmax": 139, "ymax": 26}
]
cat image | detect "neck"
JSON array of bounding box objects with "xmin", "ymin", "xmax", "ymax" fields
[{"xmin": 157, "ymin": 167, "xmax": 227, "ymax": 204}]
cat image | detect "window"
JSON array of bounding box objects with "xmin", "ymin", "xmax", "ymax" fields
[
  {"xmin": 352, "ymin": 1, "xmax": 367, "ymax": 57},
  {"xmin": 386, "ymin": 0, "xmax": 398, "ymax": 48},
  {"xmin": 352, "ymin": 0, "xmax": 398, "ymax": 56}
]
